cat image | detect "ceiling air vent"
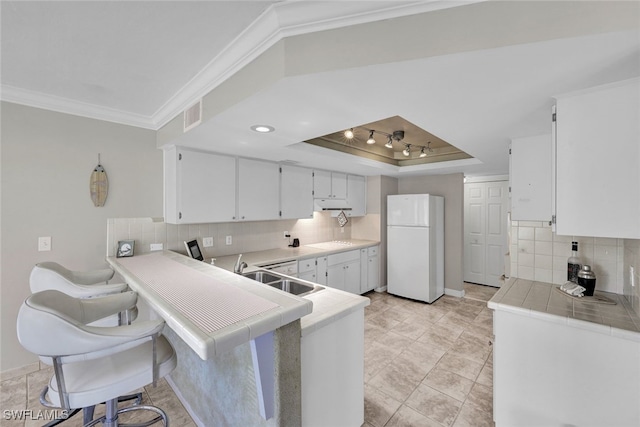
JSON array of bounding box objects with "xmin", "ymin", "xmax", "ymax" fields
[{"xmin": 183, "ymin": 99, "xmax": 202, "ymax": 132}]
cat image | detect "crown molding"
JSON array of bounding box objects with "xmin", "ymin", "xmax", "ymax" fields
[
  {"xmin": 1, "ymin": 85, "xmax": 157, "ymax": 129},
  {"xmin": 152, "ymin": 0, "xmax": 484, "ymax": 129},
  {"xmin": 2, "ymin": 1, "xmax": 483, "ymax": 130}
]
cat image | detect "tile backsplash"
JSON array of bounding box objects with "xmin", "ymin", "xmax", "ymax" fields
[
  {"xmin": 510, "ymin": 220, "xmax": 640, "ymax": 315},
  {"xmin": 106, "ymin": 212, "xmax": 351, "ymax": 259}
]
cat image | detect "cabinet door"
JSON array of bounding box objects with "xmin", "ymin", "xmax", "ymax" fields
[
  {"xmin": 238, "ymin": 158, "xmax": 280, "ymax": 221},
  {"xmin": 165, "ymin": 147, "xmax": 236, "ymax": 224},
  {"xmin": 281, "ymin": 165, "xmax": 314, "ymax": 219},
  {"xmin": 367, "ymin": 255, "xmax": 379, "ymax": 292},
  {"xmin": 327, "ymin": 263, "xmax": 346, "ymax": 291},
  {"xmin": 316, "ymin": 256, "xmax": 328, "ymax": 285},
  {"xmin": 555, "ymin": 78, "xmax": 640, "ymax": 238},
  {"xmin": 510, "ymin": 135, "xmax": 552, "ymax": 221},
  {"xmin": 313, "ymin": 170, "xmax": 332, "ymax": 198},
  {"xmin": 344, "ymin": 260, "xmax": 361, "ymax": 294},
  {"xmin": 347, "ymin": 174, "xmax": 366, "ymax": 217},
  {"xmin": 360, "ymin": 249, "xmax": 368, "ymax": 293},
  {"xmin": 298, "ymin": 270, "xmax": 317, "ymax": 283},
  {"xmin": 332, "ymin": 172, "xmax": 347, "ymax": 199}
]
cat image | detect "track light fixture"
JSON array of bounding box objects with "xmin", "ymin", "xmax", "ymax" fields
[
  {"xmin": 344, "ymin": 128, "xmax": 354, "ymax": 139},
  {"xmin": 340, "ymin": 126, "xmax": 432, "ymax": 158},
  {"xmin": 366, "ymin": 130, "xmax": 376, "ymax": 145}
]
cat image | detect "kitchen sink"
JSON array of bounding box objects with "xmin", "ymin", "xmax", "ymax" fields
[
  {"xmin": 241, "ymin": 271, "xmax": 282, "ymax": 284},
  {"xmin": 266, "ymin": 279, "xmax": 314, "ymax": 295},
  {"xmin": 242, "ymin": 270, "xmax": 324, "ymax": 296}
]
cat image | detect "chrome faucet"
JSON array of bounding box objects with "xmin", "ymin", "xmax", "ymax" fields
[{"xmin": 234, "ymin": 254, "xmax": 248, "ymax": 274}]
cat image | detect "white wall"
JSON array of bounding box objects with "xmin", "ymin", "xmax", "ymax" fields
[{"xmin": 0, "ymin": 102, "xmax": 163, "ymax": 373}]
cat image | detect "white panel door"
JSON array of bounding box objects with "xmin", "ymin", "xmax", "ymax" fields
[
  {"xmin": 485, "ymin": 182, "xmax": 509, "ymax": 286},
  {"xmin": 464, "ymin": 181, "xmax": 509, "ymax": 287},
  {"xmin": 464, "ymin": 184, "xmax": 486, "ymax": 284}
]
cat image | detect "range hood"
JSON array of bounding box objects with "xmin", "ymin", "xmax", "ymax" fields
[{"xmin": 314, "ymin": 198, "xmax": 352, "ymax": 211}]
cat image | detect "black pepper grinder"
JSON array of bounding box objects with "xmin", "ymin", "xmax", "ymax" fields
[{"xmin": 577, "ymin": 265, "xmax": 596, "ymax": 296}]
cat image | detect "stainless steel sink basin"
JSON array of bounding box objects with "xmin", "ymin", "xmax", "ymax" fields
[
  {"xmin": 242, "ymin": 270, "xmax": 324, "ymax": 296},
  {"xmin": 267, "ymin": 279, "xmax": 314, "ymax": 295},
  {"xmin": 241, "ymin": 271, "xmax": 282, "ymax": 284}
]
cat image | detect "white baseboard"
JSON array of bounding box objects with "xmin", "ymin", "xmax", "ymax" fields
[
  {"xmin": 374, "ymin": 286, "xmax": 387, "ymax": 293},
  {"xmin": 165, "ymin": 374, "xmax": 205, "ymax": 427},
  {"xmin": 445, "ymin": 288, "xmax": 465, "ymax": 298}
]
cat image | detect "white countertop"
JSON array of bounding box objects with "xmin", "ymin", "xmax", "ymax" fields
[
  {"xmin": 107, "ymin": 251, "xmax": 313, "ymax": 360},
  {"xmin": 208, "ymin": 239, "xmax": 376, "ymax": 335},
  {"xmin": 211, "ymin": 239, "xmax": 379, "ymax": 272},
  {"xmin": 488, "ymin": 277, "xmax": 640, "ymax": 342}
]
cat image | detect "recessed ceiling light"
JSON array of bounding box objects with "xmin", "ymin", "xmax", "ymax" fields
[{"xmin": 251, "ymin": 125, "xmax": 275, "ymax": 133}]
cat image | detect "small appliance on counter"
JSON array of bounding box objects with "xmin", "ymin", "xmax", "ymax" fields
[{"xmin": 577, "ymin": 265, "xmax": 597, "ymax": 296}]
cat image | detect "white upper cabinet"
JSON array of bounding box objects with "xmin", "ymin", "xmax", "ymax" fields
[
  {"xmin": 238, "ymin": 158, "xmax": 280, "ymax": 221},
  {"xmin": 164, "ymin": 147, "xmax": 236, "ymax": 224},
  {"xmin": 346, "ymin": 174, "xmax": 366, "ymax": 217},
  {"xmin": 554, "ymin": 78, "xmax": 640, "ymax": 239},
  {"xmin": 280, "ymin": 165, "xmax": 314, "ymax": 219},
  {"xmin": 510, "ymin": 134, "xmax": 552, "ymax": 222},
  {"xmin": 314, "ymin": 170, "xmax": 347, "ymax": 199}
]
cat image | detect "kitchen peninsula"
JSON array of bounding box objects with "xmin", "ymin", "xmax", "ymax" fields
[
  {"xmin": 107, "ymin": 245, "xmax": 371, "ymax": 426},
  {"xmin": 489, "ymin": 278, "xmax": 640, "ymax": 426}
]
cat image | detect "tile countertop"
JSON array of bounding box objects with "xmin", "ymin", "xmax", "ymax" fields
[
  {"xmin": 209, "ymin": 239, "xmax": 376, "ymax": 336},
  {"xmin": 107, "ymin": 251, "xmax": 313, "ymax": 360},
  {"xmin": 488, "ymin": 277, "xmax": 640, "ymax": 342},
  {"xmin": 211, "ymin": 239, "xmax": 380, "ymax": 272}
]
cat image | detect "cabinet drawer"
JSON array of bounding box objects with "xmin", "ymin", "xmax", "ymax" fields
[
  {"xmin": 367, "ymin": 246, "xmax": 378, "ymax": 257},
  {"xmin": 328, "ymin": 249, "xmax": 360, "ymax": 266},
  {"xmin": 298, "ymin": 258, "xmax": 316, "ymax": 273}
]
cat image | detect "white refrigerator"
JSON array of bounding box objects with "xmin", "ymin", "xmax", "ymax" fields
[{"xmin": 387, "ymin": 194, "xmax": 444, "ymax": 303}]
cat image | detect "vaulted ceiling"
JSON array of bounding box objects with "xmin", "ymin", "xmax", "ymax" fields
[{"xmin": 2, "ymin": 1, "xmax": 639, "ymax": 177}]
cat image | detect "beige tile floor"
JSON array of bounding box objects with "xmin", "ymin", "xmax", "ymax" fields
[
  {"xmin": 1, "ymin": 283, "xmax": 497, "ymax": 427},
  {"xmin": 363, "ymin": 283, "xmax": 498, "ymax": 427}
]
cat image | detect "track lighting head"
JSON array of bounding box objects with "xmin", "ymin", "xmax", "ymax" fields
[
  {"xmin": 402, "ymin": 145, "xmax": 411, "ymax": 157},
  {"xmin": 419, "ymin": 147, "xmax": 427, "ymax": 158},
  {"xmin": 366, "ymin": 130, "xmax": 376, "ymax": 145},
  {"xmin": 344, "ymin": 128, "xmax": 354, "ymax": 139},
  {"xmin": 385, "ymin": 136, "xmax": 393, "ymax": 148}
]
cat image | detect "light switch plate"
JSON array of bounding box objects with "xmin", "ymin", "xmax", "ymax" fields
[
  {"xmin": 150, "ymin": 243, "xmax": 163, "ymax": 251},
  {"xmin": 38, "ymin": 236, "xmax": 51, "ymax": 251},
  {"xmin": 202, "ymin": 237, "xmax": 214, "ymax": 247}
]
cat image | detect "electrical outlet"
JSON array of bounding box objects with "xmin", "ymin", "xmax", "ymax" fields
[
  {"xmin": 284, "ymin": 231, "xmax": 290, "ymax": 239},
  {"xmin": 225, "ymin": 235, "xmax": 232, "ymax": 245},
  {"xmin": 202, "ymin": 237, "xmax": 214, "ymax": 247},
  {"xmin": 38, "ymin": 236, "xmax": 51, "ymax": 252},
  {"xmin": 150, "ymin": 243, "xmax": 163, "ymax": 251}
]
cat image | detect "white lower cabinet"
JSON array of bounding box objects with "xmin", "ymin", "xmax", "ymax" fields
[
  {"xmin": 327, "ymin": 250, "xmax": 361, "ymax": 293},
  {"xmin": 493, "ymin": 309, "xmax": 640, "ymax": 426},
  {"xmin": 301, "ymin": 309, "xmax": 364, "ymax": 427},
  {"xmin": 297, "ymin": 258, "xmax": 317, "ymax": 283},
  {"xmin": 360, "ymin": 246, "xmax": 379, "ymax": 293}
]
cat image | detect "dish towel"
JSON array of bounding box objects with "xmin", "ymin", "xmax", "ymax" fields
[{"xmin": 560, "ymin": 281, "xmax": 586, "ymax": 297}]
